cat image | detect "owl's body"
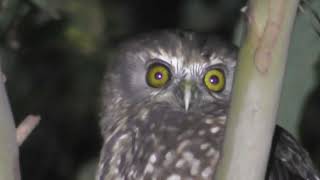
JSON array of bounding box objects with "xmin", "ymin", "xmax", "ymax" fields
[{"xmin": 97, "ymin": 30, "xmax": 319, "ymax": 180}]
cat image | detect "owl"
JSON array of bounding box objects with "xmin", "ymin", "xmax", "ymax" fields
[{"xmin": 96, "ymin": 30, "xmax": 320, "ymax": 180}]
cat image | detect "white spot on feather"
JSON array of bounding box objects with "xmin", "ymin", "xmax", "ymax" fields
[
  {"xmin": 190, "ymin": 159, "xmax": 200, "ymax": 175},
  {"xmin": 206, "ymin": 148, "xmax": 216, "ymax": 157},
  {"xmin": 198, "ymin": 130, "xmax": 206, "ymax": 136},
  {"xmin": 163, "ymin": 151, "xmax": 175, "ymax": 166},
  {"xmin": 144, "ymin": 163, "xmax": 154, "ymax": 174},
  {"xmin": 182, "ymin": 151, "xmax": 194, "ymax": 161},
  {"xmin": 200, "ymin": 143, "xmax": 210, "ymax": 150},
  {"xmin": 205, "ymin": 118, "xmax": 214, "ymax": 124},
  {"xmin": 175, "ymin": 159, "xmax": 185, "ymax": 168},
  {"xmin": 167, "ymin": 174, "xmax": 181, "ymax": 180},
  {"xmin": 201, "ymin": 167, "xmax": 213, "ymax": 178},
  {"xmin": 177, "ymin": 140, "xmax": 191, "ymax": 153},
  {"xmin": 210, "ymin": 127, "xmax": 220, "ymax": 134},
  {"xmin": 150, "ymin": 154, "xmax": 157, "ymax": 163}
]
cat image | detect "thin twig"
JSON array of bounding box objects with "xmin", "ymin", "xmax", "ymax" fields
[{"xmin": 16, "ymin": 115, "xmax": 40, "ymax": 146}]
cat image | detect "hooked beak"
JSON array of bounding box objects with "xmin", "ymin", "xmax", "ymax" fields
[{"xmin": 184, "ymin": 82, "xmax": 192, "ymax": 112}]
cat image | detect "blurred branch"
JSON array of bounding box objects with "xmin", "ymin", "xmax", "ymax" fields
[
  {"xmin": 0, "ymin": 0, "xmax": 21, "ymax": 37},
  {"xmin": 16, "ymin": 115, "xmax": 40, "ymax": 146},
  {"xmin": 29, "ymin": 0, "xmax": 61, "ymax": 19},
  {"xmin": 0, "ymin": 0, "xmax": 26, "ymax": 180},
  {"xmin": 299, "ymin": 0, "xmax": 320, "ymax": 36},
  {"xmin": 0, "ymin": 57, "xmax": 20, "ymax": 180},
  {"xmin": 216, "ymin": 0, "xmax": 299, "ymax": 180}
]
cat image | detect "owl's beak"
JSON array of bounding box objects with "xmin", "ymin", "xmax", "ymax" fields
[{"xmin": 184, "ymin": 83, "xmax": 192, "ymax": 111}]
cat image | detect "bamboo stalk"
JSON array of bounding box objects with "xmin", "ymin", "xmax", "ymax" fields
[{"xmin": 215, "ymin": 0, "xmax": 300, "ymax": 179}]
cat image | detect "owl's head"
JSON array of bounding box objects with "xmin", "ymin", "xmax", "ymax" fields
[
  {"xmin": 107, "ymin": 30, "xmax": 237, "ymax": 113},
  {"xmin": 98, "ymin": 30, "xmax": 238, "ymax": 179}
]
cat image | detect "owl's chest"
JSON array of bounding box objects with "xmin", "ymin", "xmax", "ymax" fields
[{"xmin": 103, "ymin": 106, "xmax": 227, "ymax": 179}]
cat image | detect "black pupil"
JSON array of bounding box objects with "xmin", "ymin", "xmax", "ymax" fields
[
  {"xmin": 155, "ymin": 72, "xmax": 163, "ymax": 80},
  {"xmin": 210, "ymin": 75, "xmax": 219, "ymax": 84}
]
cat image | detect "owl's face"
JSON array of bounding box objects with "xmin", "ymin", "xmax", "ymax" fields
[
  {"xmin": 98, "ymin": 31, "xmax": 237, "ymax": 180},
  {"xmin": 110, "ymin": 31, "xmax": 237, "ymax": 112}
]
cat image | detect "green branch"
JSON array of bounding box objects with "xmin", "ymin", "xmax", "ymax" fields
[{"xmin": 215, "ymin": 0, "xmax": 300, "ymax": 179}]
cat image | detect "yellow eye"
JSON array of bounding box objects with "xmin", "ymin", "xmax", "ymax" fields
[
  {"xmin": 146, "ymin": 63, "xmax": 171, "ymax": 88},
  {"xmin": 203, "ymin": 69, "xmax": 225, "ymax": 92}
]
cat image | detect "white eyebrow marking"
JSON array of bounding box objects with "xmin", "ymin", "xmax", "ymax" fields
[{"xmin": 148, "ymin": 49, "xmax": 184, "ymax": 73}]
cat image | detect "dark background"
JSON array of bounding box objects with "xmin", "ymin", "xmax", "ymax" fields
[{"xmin": 1, "ymin": 0, "xmax": 319, "ymax": 179}]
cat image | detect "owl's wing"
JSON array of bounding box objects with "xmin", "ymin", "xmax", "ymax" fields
[{"xmin": 267, "ymin": 126, "xmax": 320, "ymax": 180}]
